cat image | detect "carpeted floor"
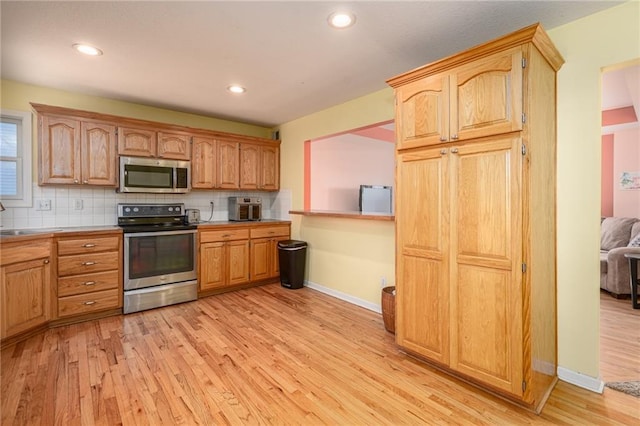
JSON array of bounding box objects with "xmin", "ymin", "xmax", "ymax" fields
[{"xmin": 605, "ymin": 381, "xmax": 640, "ymax": 397}]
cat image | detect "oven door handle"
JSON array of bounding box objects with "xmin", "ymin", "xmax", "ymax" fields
[{"xmin": 123, "ymin": 229, "xmax": 197, "ymax": 238}]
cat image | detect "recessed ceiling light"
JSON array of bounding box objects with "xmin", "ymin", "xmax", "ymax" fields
[
  {"xmin": 328, "ymin": 11, "xmax": 356, "ymax": 29},
  {"xmin": 72, "ymin": 43, "xmax": 103, "ymax": 56},
  {"xmin": 227, "ymin": 85, "xmax": 246, "ymax": 94}
]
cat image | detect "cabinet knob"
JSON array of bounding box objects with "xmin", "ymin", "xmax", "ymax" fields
[
  {"xmin": 451, "ymin": 148, "xmax": 459, "ymax": 153},
  {"xmin": 451, "ymin": 134, "xmax": 459, "ymax": 140},
  {"xmin": 440, "ymin": 149, "xmax": 447, "ymax": 155},
  {"xmin": 439, "ymin": 136, "xmax": 447, "ymax": 142},
  {"xmin": 73, "ymin": 179, "xmax": 79, "ymax": 184},
  {"xmin": 43, "ymin": 259, "xmax": 50, "ymax": 264},
  {"xmin": 83, "ymin": 180, "xmax": 88, "ymax": 184}
]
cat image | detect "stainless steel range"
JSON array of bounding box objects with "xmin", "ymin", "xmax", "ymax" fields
[{"xmin": 118, "ymin": 203, "xmax": 198, "ymax": 314}]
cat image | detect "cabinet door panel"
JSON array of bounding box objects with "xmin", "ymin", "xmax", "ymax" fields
[
  {"xmin": 40, "ymin": 116, "xmax": 81, "ymax": 184},
  {"xmin": 240, "ymin": 144, "xmax": 260, "ymax": 189},
  {"xmin": 81, "ymin": 122, "xmax": 117, "ymax": 186},
  {"xmin": 450, "ymin": 48, "xmax": 523, "ymax": 141},
  {"xmin": 396, "ymin": 74, "xmax": 449, "ymax": 149},
  {"xmin": 217, "ymin": 140, "xmax": 239, "ymax": 189},
  {"xmin": 250, "ymin": 238, "xmax": 270, "ymax": 281},
  {"xmin": 192, "ymin": 137, "xmax": 216, "ymax": 189},
  {"xmin": 117, "ymin": 127, "xmax": 156, "ymax": 157},
  {"xmin": 449, "ymin": 136, "xmax": 522, "ymax": 396},
  {"xmin": 228, "ymin": 240, "xmax": 250, "ymax": 285},
  {"xmin": 261, "ymin": 146, "xmax": 280, "ymax": 190},
  {"xmin": 396, "ymin": 148, "xmax": 449, "ymax": 363},
  {"xmin": 1, "ymin": 258, "xmax": 50, "ymax": 338},
  {"xmin": 158, "ymin": 132, "xmax": 191, "ymax": 160},
  {"xmin": 200, "ymin": 242, "xmax": 225, "ymax": 290}
]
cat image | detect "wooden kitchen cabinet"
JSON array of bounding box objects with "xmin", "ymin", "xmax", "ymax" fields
[
  {"xmin": 117, "ymin": 126, "xmax": 157, "ymax": 157},
  {"xmin": 199, "ymin": 228, "xmax": 250, "ymax": 291},
  {"xmin": 192, "ymin": 137, "xmax": 240, "ymax": 189},
  {"xmin": 39, "ymin": 116, "xmax": 117, "ymax": 186},
  {"xmin": 393, "ymin": 47, "xmax": 523, "ymax": 150},
  {"xmin": 56, "ymin": 232, "xmax": 123, "ymax": 319},
  {"xmin": 0, "ymin": 240, "xmax": 52, "ymax": 340},
  {"xmin": 250, "ymin": 225, "xmax": 290, "ymax": 281},
  {"xmin": 158, "ymin": 131, "xmax": 191, "ymax": 160},
  {"xmin": 240, "ymin": 143, "xmax": 280, "ymax": 190},
  {"xmin": 389, "ymin": 24, "xmax": 563, "ymax": 412}
]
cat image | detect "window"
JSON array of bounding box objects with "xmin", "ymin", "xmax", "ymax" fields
[{"xmin": 0, "ymin": 109, "xmax": 32, "ymax": 207}]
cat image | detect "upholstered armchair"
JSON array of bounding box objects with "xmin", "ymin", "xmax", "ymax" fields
[{"xmin": 600, "ymin": 217, "xmax": 640, "ymax": 297}]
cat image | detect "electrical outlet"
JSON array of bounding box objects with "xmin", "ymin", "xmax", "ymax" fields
[
  {"xmin": 37, "ymin": 199, "xmax": 51, "ymax": 211},
  {"xmin": 74, "ymin": 199, "xmax": 83, "ymax": 210},
  {"xmin": 380, "ymin": 276, "xmax": 387, "ymax": 288}
]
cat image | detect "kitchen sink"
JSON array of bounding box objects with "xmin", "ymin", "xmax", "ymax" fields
[{"xmin": 0, "ymin": 228, "xmax": 63, "ymax": 236}]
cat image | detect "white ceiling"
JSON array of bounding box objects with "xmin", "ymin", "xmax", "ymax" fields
[{"xmin": 1, "ymin": 1, "xmax": 625, "ymax": 128}]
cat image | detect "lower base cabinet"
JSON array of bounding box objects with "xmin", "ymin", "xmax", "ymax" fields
[
  {"xmin": 0, "ymin": 241, "xmax": 52, "ymax": 339},
  {"xmin": 199, "ymin": 223, "xmax": 291, "ymax": 293}
]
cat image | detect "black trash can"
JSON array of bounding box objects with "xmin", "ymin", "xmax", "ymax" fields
[{"xmin": 278, "ymin": 240, "xmax": 307, "ymax": 289}]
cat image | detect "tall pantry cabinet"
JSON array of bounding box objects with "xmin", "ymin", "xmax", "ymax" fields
[{"xmin": 387, "ymin": 24, "xmax": 563, "ymax": 412}]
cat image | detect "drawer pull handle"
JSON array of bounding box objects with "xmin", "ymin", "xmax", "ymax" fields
[
  {"xmin": 222, "ymin": 234, "xmax": 231, "ymax": 238},
  {"xmin": 83, "ymin": 243, "xmax": 96, "ymax": 248},
  {"xmin": 83, "ymin": 301, "xmax": 96, "ymax": 306},
  {"xmin": 83, "ymin": 281, "xmax": 96, "ymax": 286},
  {"xmin": 82, "ymin": 261, "xmax": 96, "ymax": 266}
]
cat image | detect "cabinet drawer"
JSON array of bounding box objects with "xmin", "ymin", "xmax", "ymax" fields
[
  {"xmin": 58, "ymin": 288, "xmax": 120, "ymax": 318},
  {"xmin": 58, "ymin": 251, "xmax": 119, "ymax": 276},
  {"xmin": 250, "ymin": 226, "xmax": 290, "ymax": 239},
  {"xmin": 58, "ymin": 270, "xmax": 119, "ymax": 297},
  {"xmin": 200, "ymin": 228, "xmax": 249, "ymax": 243},
  {"xmin": 58, "ymin": 236, "xmax": 120, "ymax": 256},
  {"xmin": 1, "ymin": 240, "xmax": 51, "ymax": 266}
]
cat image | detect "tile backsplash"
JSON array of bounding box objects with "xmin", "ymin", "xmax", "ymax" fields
[{"xmin": 0, "ymin": 184, "xmax": 292, "ymax": 229}]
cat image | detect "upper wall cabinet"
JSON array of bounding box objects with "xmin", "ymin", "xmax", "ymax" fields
[
  {"xmin": 39, "ymin": 115, "xmax": 118, "ymax": 187},
  {"xmin": 32, "ymin": 103, "xmax": 280, "ymax": 191},
  {"xmin": 239, "ymin": 143, "xmax": 280, "ymax": 191},
  {"xmin": 393, "ymin": 47, "xmax": 523, "ymax": 150},
  {"xmin": 117, "ymin": 126, "xmax": 157, "ymax": 157}
]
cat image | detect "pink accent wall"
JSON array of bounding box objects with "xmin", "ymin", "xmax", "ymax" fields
[
  {"xmin": 612, "ymin": 127, "xmax": 640, "ymax": 217},
  {"xmin": 309, "ymin": 134, "xmax": 394, "ymax": 211},
  {"xmin": 602, "ymin": 106, "xmax": 638, "ymax": 126},
  {"xmin": 601, "ymin": 134, "xmax": 614, "ymax": 217}
]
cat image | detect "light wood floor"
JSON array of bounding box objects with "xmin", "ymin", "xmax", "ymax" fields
[
  {"xmin": 2, "ymin": 284, "xmax": 639, "ymax": 425},
  {"xmin": 600, "ymin": 291, "xmax": 640, "ymax": 382}
]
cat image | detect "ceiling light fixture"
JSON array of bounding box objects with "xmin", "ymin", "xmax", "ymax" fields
[
  {"xmin": 72, "ymin": 43, "xmax": 103, "ymax": 56},
  {"xmin": 227, "ymin": 85, "xmax": 246, "ymax": 94},
  {"xmin": 328, "ymin": 11, "xmax": 356, "ymax": 29}
]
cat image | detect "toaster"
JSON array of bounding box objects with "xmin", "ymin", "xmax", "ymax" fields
[{"xmin": 185, "ymin": 208, "xmax": 201, "ymax": 224}]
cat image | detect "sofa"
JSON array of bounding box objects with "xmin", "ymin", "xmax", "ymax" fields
[{"xmin": 600, "ymin": 217, "xmax": 640, "ymax": 297}]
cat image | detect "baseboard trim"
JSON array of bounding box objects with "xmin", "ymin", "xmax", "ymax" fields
[
  {"xmin": 304, "ymin": 280, "xmax": 382, "ymax": 314},
  {"xmin": 557, "ymin": 366, "xmax": 604, "ymax": 393}
]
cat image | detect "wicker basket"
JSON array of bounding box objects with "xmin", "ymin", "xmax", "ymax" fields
[{"xmin": 381, "ymin": 286, "xmax": 396, "ymax": 334}]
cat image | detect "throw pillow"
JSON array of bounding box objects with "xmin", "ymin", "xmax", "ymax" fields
[
  {"xmin": 629, "ymin": 234, "xmax": 640, "ymax": 247},
  {"xmin": 601, "ymin": 217, "xmax": 638, "ymax": 251}
]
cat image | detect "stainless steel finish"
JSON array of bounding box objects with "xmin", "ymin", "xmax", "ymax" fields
[
  {"xmin": 124, "ymin": 280, "xmax": 198, "ymax": 314},
  {"xmin": 123, "ymin": 229, "xmax": 198, "ymax": 291},
  {"xmin": 451, "ymin": 147, "xmax": 459, "ymax": 153},
  {"xmin": 439, "ymin": 136, "xmax": 447, "ymax": 142},
  {"xmin": 119, "ymin": 156, "xmax": 190, "ymax": 194},
  {"xmin": 440, "ymin": 149, "xmax": 447, "ymax": 155},
  {"xmin": 228, "ymin": 196, "xmax": 262, "ymax": 221},
  {"xmin": 451, "ymin": 134, "xmax": 459, "ymax": 140}
]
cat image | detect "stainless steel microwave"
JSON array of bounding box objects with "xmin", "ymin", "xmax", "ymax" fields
[{"xmin": 119, "ymin": 156, "xmax": 190, "ymax": 193}]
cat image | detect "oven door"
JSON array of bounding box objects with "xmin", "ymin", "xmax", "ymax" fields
[{"xmin": 123, "ymin": 229, "xmax": 197, "ymax": 290}]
